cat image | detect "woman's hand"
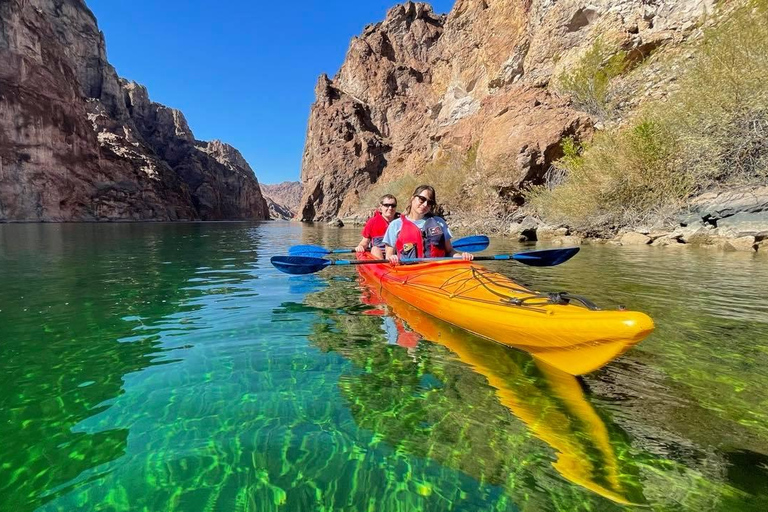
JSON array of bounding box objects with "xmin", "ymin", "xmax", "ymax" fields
[
  {"xmin": 355, "ymin": 244, "xmax": 367, "ymax": 253},
  {"xmin": 387, "ymin": 254, "xmax": 400, "ymax": 266},
  {"xmin": 453, "ymin": 252, "xmax": 474, "ymax": 261}
]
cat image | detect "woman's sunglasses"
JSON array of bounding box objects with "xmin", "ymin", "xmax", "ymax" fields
[
  {"xmin": 380, "ymin": 202, "xmax": 397, "ymax": 208},
  {"xmin": 414, "ymin": 194, "xmax": 435, "ymax": 206}
]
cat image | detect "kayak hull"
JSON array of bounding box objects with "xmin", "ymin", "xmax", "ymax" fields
[{"xmin": 356, "ymin": 254, "xmax": 654, "ymax": 375}]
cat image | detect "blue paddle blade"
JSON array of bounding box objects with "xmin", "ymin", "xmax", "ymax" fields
[
  {"xmin": 288, "ymin": 244, "xmax": 354, "ymax": 256},
  {"xmin": 271, "ymin": 255, "xmax": 332, "ymax": 275},
  {"xmin": 512, "ymin": 247, "xmax": 579, "ymax": 267},
  {"xmin": 452, "ymin": 235, "xmax": 489, "ymax": 253},
  {"xmin": 288, "ymin": 244, "xmax": 330, "ymax": 256}
]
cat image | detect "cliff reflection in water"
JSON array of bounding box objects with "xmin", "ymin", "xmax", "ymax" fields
[{"xmin": 303, "ymin": 275, "xmax": 645, "ymax": 507}]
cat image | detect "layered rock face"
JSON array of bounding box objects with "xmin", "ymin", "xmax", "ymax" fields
[
  {"xmin": 299, "ymin": 0, "xmax": 715, "ymax": 221},
  {"xmin": 0, "ymin": 0, "xmax": 268, "ymax": 221},
  {"xmin": 260, "ymin": 181, "xmax": 302, "ymax": 219}
]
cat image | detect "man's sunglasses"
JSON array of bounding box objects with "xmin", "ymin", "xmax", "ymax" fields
[
  {"xmin": 380, "ymin": 203, "xmax": 397, "ymax": 208},
  {"xmin": 414, "ymin": 195, "xmax": 435, "ymax": 206}
]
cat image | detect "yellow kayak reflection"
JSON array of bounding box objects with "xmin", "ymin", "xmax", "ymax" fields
[{"xmin": 361, "ymin": 274, "xmax": 641, "ymax": 505}]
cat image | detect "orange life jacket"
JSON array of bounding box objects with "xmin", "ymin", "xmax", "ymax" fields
[{"xmin": 363, "ymin": 211, "xmax": 397, "ymax": 250}]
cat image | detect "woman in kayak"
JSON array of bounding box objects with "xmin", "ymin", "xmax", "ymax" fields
[
  {"xmin": 382, "ymin": 185, "xmax": 474, "ymax": 265},
  {"xmin": 355, "ymin": 194, "xmax": 399, "ymax": 258}
]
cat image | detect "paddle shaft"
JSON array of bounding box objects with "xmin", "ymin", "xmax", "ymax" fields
[
  {"xmin": 328, "ymin": 254, "xmax": 517, "ymax": 266},
  {"xmin": 271, "ymin": 247, "xmax": 578, "ymax": 275},
  {"xmin": 289, "ymin": 235, "xmax": 489, "ymax": 256}
]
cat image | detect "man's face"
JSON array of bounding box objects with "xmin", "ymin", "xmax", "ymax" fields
[{"xmin": 380, "ymin": 199, "xmax": 397, "ymax": 220}]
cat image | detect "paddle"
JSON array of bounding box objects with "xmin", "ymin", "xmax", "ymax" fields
[
  {"xmin": 288, "ymin": 235, "xmax": 490, "ymax": 256},
  {"xmin": 271, "ymin": 247, "xmax": 579, "ymax": 275}
]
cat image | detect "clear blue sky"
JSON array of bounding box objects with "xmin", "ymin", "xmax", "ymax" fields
[{"xmin": 88, "ymin": 0, "xmax": 455, "ymax": 185}]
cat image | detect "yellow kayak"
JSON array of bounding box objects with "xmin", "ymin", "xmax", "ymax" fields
[{"xmin": 357, "ymin": 253, "xmax": 654, "ymax": 375}]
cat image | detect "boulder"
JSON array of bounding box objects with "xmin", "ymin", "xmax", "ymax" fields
[
  {"xmin": 619, "ymin": 232, "xmax": 652, "ymax": 245},
  {"xmin": 693, "ymin": 236, "xmax": 755, "ymax": 252},
  {"xmin": 729, "ymin": 236, "xmax": 757, "ymax": 252},
  {"xmin": 537, "ymin": 225, "xmax": 570, "ymax": 240},
  {"xmin": 716, "ymin": 212, "xmax": 768, "ymax": 238},
  {"xmin": 508, "ymin": 216, "xmax": 542, "ymax": 241},
  {"xmin": 701, "ymin": 237, "xmax": 737, "ymax": 252},
  {"xmin": 651, "ymin": 236, "xmax": 684, "ymax": 247},
  {"xmin": 669, "ymin": 225, "xmax": 715, "ymax": 245},
  {"xmin": 548, "ymin": 235, "xmax": 583, "ymax": 246}
]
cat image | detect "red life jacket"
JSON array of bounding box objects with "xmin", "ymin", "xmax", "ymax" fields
[
  {"xmin": 363, "ymin": 211, "xmax": 397, "ymax": 250},
  {"xmin": 395, "ymin": 215, "xmax": 447, "ymax": 258}
]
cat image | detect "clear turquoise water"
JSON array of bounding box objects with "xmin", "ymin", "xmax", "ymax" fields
[{"xmin": 1, "ymin": 222, "xmax": 767, "ymax": 511}]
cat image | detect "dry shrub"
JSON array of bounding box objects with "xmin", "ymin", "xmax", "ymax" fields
[
  {"xmin": 555, "ymin": 38, "xmax": 628, "ymax": 121},
  {"xmin": 527, "ymin": 124, "xmax": 690, "ymax": 232},
  {"xmin": 659, "ymin": 0, "xmax": 768, "ymax": 184},
  {"xmin": 529, "ymin": 0, "xmax": 768, "ymax": 232},
  {"xmin": 361, "ymin": 145, "xmax": 515, "ymax": 233}
]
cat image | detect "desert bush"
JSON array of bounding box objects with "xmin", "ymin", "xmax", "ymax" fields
[
  {"xmin": 656, "ymin": 0, "xmax": 768, "ymax": 184},
  {"xmin": 529, "ymin": 0, "xmax": 768, "ymax": 232},
  {"xmin": 360, "ymin": 145, "xmax": 517, "ymax": 233},
  {"xmin": 527, "ymin": 123, "xmax": 689, "ymax": 231},
  {"xmin": 362, "ymin": 147, "xmax": 475, "ymax": 212},
  {"xmin": 555, "ymin": 38, "xmax": 628, "ymax": 120}
]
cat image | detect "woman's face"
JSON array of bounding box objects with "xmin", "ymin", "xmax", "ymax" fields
[{"xmin": 411, "ymin": 189, "xmax": 434, "ymax": 216}]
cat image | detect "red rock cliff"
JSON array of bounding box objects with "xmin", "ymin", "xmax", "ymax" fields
[
  {"xmin": 299, "ymin": 0, "xmax": 715, "ymax": 221},
  {"xmin": 0, "ymin": 0, "xmax": 269, "ymax": 221}
]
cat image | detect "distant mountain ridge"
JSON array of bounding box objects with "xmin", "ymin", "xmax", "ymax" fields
[
  {"xmin": 260, "ymin": 181, "xmax": 302, "ymax": 219},
  {"xmin": 0, "ymin": 0, "xmax": 269, "ymax": 221}
]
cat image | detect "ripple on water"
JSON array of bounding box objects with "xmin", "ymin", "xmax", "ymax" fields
[{"xmin": 1, "ymin": 223, "xmax": 768, "ymax": 511}]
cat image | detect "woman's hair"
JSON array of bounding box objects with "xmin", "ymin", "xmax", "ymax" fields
[{"xmin": 405, "ymin": 185, "xmax": 436, "ymax": 214}]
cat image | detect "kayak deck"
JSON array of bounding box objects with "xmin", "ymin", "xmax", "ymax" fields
[{"xmin": 357, "ymin": 254, "xmax": 654, "ymax": 375}]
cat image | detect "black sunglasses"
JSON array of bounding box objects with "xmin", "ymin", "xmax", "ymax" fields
[
  {"xmin": 414, "ymin": 194, "xmax": 435, "ymax": 206},
  {"xmin": 380, "ymin": 202, "xmax": 397, "ymax": 208}
]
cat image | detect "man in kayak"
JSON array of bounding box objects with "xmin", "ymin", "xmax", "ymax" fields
[
  {"xmin": 382, "ymin": 185, "xmax": 474, "ymax": 265},
  {"xmin": 355, "ymin": 194, "xmax": 399, "ymax": 258}
]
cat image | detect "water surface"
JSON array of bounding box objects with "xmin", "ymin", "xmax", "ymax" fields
[{"xmin": 1, "ymin": 223, "xmax": 767, "ymax": 511}]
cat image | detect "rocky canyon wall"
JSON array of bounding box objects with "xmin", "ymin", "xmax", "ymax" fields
[
  {"xmin": 0, "ymin": 0, "xmax": 269, "ymax": 221},
  {"xmin": 299, "ymin": 0, "xmax": 716, "ymax": 221}
]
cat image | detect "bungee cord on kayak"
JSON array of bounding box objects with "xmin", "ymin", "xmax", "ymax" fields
[{"xmin": 379, "ymin": 264, "xmax": 600, "ymax": 312}]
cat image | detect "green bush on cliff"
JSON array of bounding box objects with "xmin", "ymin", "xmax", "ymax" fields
[
  {"xmin": 527, "ymin": 124, "xmax": 690, "ymax": 230},
  {"xmin": 529, "ymin": 0, "xmax": 768, "ymax": 232},
  {"xmin": 661, "ymin": 0, "xmax": 768, "ymax": 184},
  {"xmin": 555, "ymin": 38, "xmax": 628, "ymax": 120}
]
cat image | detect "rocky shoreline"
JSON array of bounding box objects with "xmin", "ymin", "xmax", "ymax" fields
[{"xmin": 506, "ymin": 185, "xmax": 768, "ymax": 253}]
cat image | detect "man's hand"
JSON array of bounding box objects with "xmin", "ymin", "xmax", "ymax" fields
[{"xmin": 453, "ymin": 252, "xmax": 474, "ymax": 261}]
